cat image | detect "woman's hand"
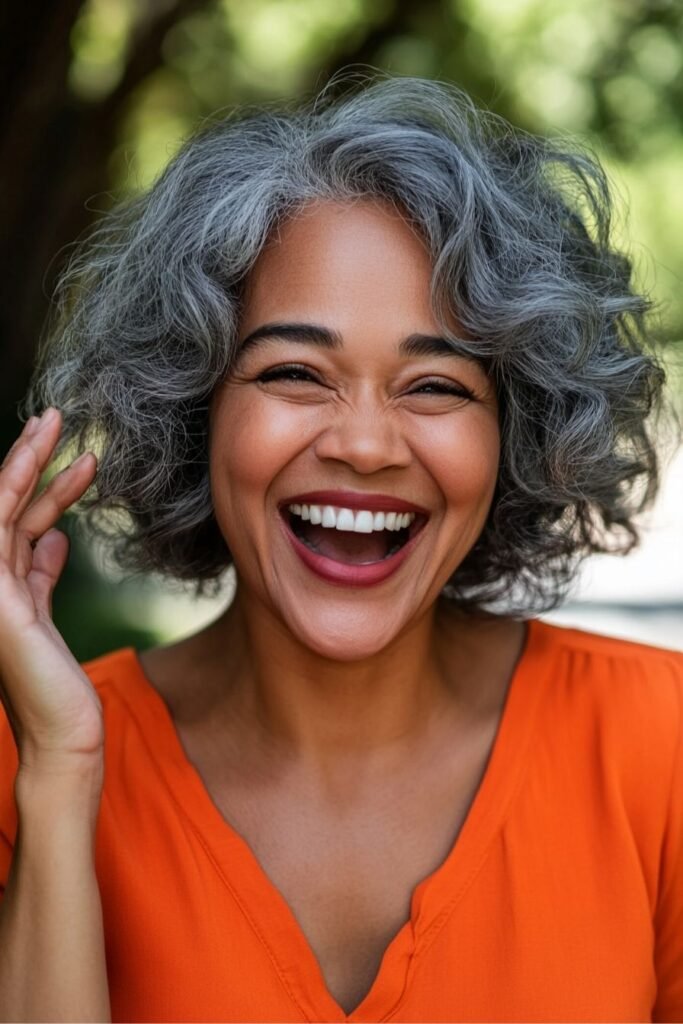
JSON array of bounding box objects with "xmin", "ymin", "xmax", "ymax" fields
[
  {"xmin": 0, "ymin": 410, "xmax": 112, "ymax": 1023},
  {"xmin": 0, "ymin": 407, "xmax": 103, "ymax": 776}
]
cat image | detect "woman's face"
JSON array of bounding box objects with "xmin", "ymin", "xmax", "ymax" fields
[{"xmin": 209, "ymin": 200, "xmax": 500, "ymax": 660}]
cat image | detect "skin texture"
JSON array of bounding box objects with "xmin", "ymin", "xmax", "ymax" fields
[{"xmin": 140, "ymin": 199, "xmax": 526, "ymax": 1013}]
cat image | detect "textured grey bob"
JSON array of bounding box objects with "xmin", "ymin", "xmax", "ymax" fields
[{"xmin": 22, "ymin": 73, "xmax": 669, "ymax": 614}]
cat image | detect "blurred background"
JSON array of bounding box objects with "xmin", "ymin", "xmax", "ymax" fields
[{"xmin": 1, "ymin": 0, "xmax": 681, "ymax": 660}]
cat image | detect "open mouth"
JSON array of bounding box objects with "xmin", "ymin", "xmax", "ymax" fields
[{"xmin": 280, "ymin": 503, "xmax": 428, "ymax": 566}]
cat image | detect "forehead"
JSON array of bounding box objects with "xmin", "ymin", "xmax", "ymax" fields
[{"xmin": 239, "ymin": 200, "xmax": 441, "ymax": 338}]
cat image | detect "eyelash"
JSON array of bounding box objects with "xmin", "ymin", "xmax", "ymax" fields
[{"xmin": 256, "ymin": 364, "xmax": 475, "ymax": 400}]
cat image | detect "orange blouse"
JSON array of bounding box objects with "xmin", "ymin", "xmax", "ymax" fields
[{"xmin": 1, "ymin": 618, "xmax": 682, "ymax": 1022}]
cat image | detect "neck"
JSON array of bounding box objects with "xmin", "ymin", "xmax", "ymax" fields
[{"xmin": 199, "ymin": 585, "xmax": 492, "ymax": 770}]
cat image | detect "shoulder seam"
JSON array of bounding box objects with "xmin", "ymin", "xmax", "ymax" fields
[{"xmin": 539, "ymin": 620, "xmax": 683, "ymax": 665}]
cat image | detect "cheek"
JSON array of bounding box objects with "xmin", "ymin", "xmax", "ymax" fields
[
  {"xmin": 416, "ymin": 410, "xmax": 500, "ymax": 510},
  {"xmin": 210, "ymin": 391, "xmax": 317, "ymax": 503}
]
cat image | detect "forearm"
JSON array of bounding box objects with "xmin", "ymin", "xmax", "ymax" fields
[{"xmin": 0, "ymin": 766, "xmax": 110, "ymax": 1023}]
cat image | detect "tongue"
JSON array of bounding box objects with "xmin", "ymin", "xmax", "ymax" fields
[{"xmin": 302, "ymin": 523, "xmax": 389, "ymax": 564}]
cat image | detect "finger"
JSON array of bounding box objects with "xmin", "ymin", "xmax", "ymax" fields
[
  {"xmin": 26, "ymin": 528, "xmax": 70, "ymax": 618},
  {"xmin": 0, "ymin": 416, "xmax": 40, "ymax": 470},
  {"xmin": 0, "ymin": 409, "xmax": 57, "ymax": 473},
  {"xmin": 0, "ymin": 445, "xmax": 39, "ymax": 529},
  {"xmin": 0, "ymin": 438, "xmax": 54, "ymax": 531},
  {"xmin": 6, "ymin": 410, "xmax": 66, "ymax": 525},
  {"xmin": 19, "ymin": 452, "xmax": 97, "ymax": 544}
]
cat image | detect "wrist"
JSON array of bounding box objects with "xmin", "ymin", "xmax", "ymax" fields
[{"xmin": 15, "ymin": 755, "xmax": 104, "ymax": 824}]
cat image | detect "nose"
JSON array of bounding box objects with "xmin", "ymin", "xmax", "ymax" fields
[{"xmin": 312, "ymin": 395, "xmax": 412, "ymax": 474}]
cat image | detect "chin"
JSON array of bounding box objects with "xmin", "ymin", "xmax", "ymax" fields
[{"xmin": 281, "ymin": 602, "xmax": 414, "ymax": 663}]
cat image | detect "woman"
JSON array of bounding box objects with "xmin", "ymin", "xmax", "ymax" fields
[{"xmin": 0, "ymin": 75, "xmax": 680, "ymax": 1022}]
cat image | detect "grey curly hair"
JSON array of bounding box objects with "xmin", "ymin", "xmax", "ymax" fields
[{"xmin": 21, "ymin": 72, "xmax": 670, "ymax": 614}]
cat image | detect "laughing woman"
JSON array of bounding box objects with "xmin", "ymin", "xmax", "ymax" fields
[{"xmin": 0, "ymin": 75, "xmax": 681, "ymax": 1023}]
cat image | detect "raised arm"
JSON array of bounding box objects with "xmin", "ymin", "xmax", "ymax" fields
[{"xmin": 0, "ymin": 409, "xmax": 110, "ymax": 1022}]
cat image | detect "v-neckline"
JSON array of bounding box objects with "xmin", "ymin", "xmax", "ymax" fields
[{"xmin": 122, "ymin": 616, "xmax": 549, "ymax": 1022}]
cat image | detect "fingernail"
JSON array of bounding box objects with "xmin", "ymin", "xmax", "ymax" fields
[
  {"xmin": 25, "ymin": 416, "xmax": 39, "ymax": 434},
  {"xmin": 34, "ymin": 407, "xmax": 58, "ymax": 432}
]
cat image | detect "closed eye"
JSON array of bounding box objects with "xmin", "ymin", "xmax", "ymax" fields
[
  {"xmin": 256, "ymin": 366, "xmax": 475, "ymax": 401},
  {"xmin": 256, "ymin": 364, "xmax": 322, "ymax": 384},
  {"xmin": 409, "ymin": 380, "xmax": 475, "ymax": 400}
]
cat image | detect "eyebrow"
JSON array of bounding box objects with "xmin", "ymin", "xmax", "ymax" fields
[{"xmin": 236, "ymin": 321, "xmax": 480, "ymax": 363}]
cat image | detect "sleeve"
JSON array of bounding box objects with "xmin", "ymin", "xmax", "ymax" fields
[
  {"xmin": 0, "ymin": 704, "xmax": 19, "ymax": 898},
  {"xmin": 652, "ymin": 653, "xmax": 683, "ymax": 1022}
]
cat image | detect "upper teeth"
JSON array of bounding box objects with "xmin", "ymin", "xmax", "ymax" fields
[{"xmin": 287, "ymin": 504, "xmax": 415, "ymax": 533}]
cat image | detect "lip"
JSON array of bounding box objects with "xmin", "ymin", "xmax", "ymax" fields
[
  {"xmin": 277, "ymin": 507, "xmax": 429, "ymax": 588},
  {"xmin": 278, "ymin": 490, "xmax": 429, "ymax": 514}
]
